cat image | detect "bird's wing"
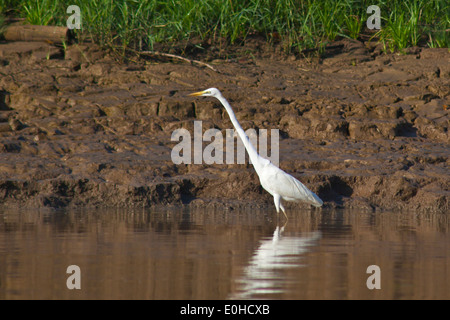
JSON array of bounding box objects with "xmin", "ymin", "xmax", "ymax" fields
[
  {"xmin": 260, "ymin": 164, "xmax": 323, "ymax": 207},
  {"xmin": 285, "ymin": 172, "xmax": 323, "ymax": 207}
]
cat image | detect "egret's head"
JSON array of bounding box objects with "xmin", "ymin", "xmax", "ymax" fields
[{"xmin": 188, "ymin": 87, "xmax": 221, "ymax": 98}]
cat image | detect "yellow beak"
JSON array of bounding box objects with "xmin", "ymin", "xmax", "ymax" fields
[{"xmin": 188, "ymin": 90, "xmax": 206, "ymax": 97}]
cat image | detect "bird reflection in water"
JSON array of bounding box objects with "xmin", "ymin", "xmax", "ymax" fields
[{"xmin": 230, "ymin": 224, "xmax": 321, "ymax": 299}]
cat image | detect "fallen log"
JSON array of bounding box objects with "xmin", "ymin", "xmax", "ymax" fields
[{"xmin": 3, "ymin": 25, "xmax": 70, "ymax": 44}]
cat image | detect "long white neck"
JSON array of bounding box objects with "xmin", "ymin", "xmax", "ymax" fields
[{"xmin": 216, "ymin": 94, "xmax": 263, "ymax": 171}]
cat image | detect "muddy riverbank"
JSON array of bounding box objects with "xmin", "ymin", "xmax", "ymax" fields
[{"xmin": 0, "ymin": 39, "xmax": 448, "ymax": 212}]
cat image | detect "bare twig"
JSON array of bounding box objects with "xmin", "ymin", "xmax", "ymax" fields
[{"xmin": 139, "ymin": 50, "xmax": 218, "ymax": 72}]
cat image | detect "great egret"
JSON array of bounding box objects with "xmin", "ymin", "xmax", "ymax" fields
[{"xmin": 189, "ymin": 88, "xmax": 323, "ymax": 218}]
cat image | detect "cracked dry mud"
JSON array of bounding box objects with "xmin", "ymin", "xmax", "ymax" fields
[{"xmin": 0, "ymin": 39, "xmax": 448, "ymax": 212}]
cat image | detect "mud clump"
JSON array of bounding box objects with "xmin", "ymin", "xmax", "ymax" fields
[{"xmin": 0, "ymin": 40, "xmax": 448, "ymax": 212}]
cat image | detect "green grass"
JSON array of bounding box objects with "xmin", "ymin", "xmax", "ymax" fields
[
  {"xmin": 373, "ymin": 0, "xmax": 449, "ymax": 51},
  {"xmin": 0, "ymin": 0, "xmax": 448, "ymax": 54},
  {"xmin": 0, "ymin": 13, "xmax": 4, "ymax": 37},
  {"xmin": 23, "ymin": 0, "xmax": 59, "ymax": 25}
]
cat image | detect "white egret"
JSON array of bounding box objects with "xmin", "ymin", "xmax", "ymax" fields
[{"xmin": 189, "ymin": 88, "xmax": 323, "ymax": 218}]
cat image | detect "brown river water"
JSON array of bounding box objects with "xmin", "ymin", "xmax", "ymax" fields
[{"xmin": 1, "ymin": 207, "xmax": 448, "ymax": 300}]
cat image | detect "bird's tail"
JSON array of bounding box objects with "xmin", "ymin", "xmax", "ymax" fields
[
  {"xmin": 308, "ymin": 191, "xmax": 323, "ymax": 207},
  {"xmin": 291, "ymin": 176, "xmax": 323, "ymax": 207}
]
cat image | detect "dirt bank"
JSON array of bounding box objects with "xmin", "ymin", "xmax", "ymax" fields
[{"xmin": 0, "ymin": 39, "xmax": 448, "ymax": 212}]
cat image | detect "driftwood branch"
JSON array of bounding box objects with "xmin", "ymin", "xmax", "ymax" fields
[
  {"xmin": 139, "ymin": 50, "xmax": 218, "ymax": 72},
  {"xmin": 3, "ymin": 25, "xmax": 70, "ymax": 44}
]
